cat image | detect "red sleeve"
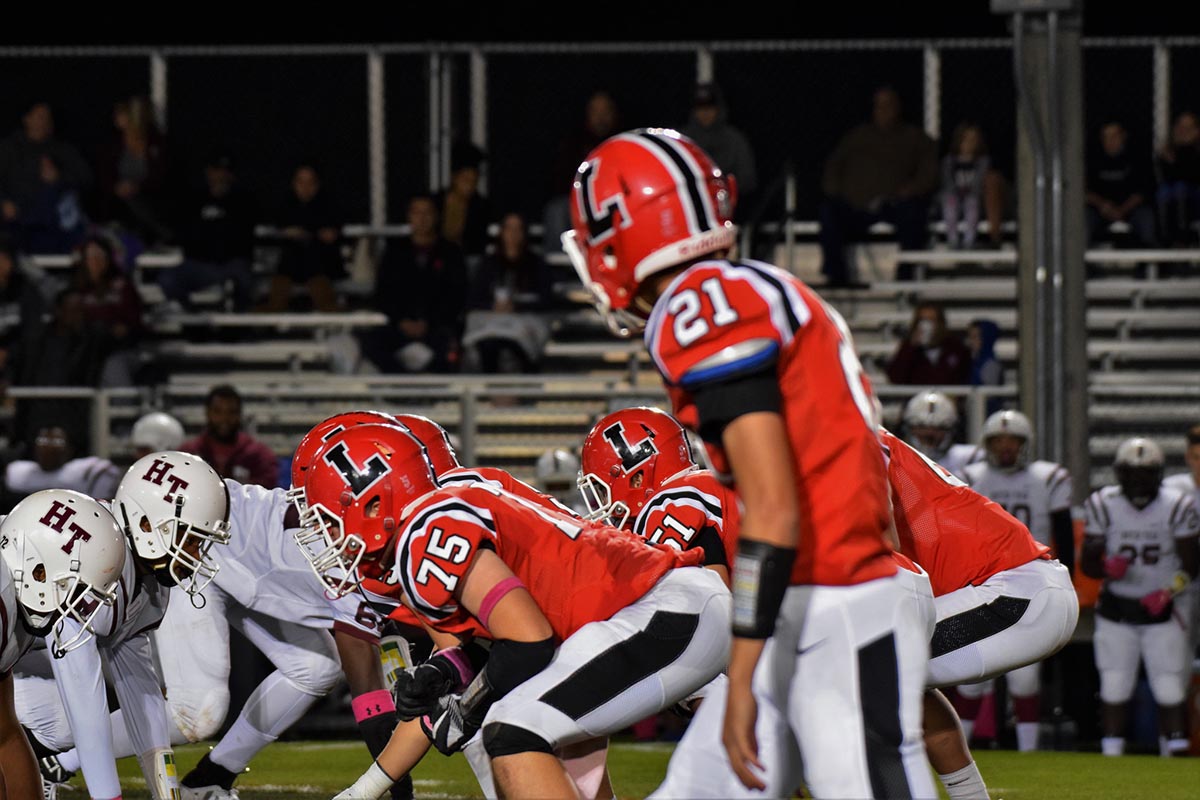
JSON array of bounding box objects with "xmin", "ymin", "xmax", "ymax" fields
[
  {"xmin": 393, "ymin": 499, "xmax": 498, "ymax": 629},
  {"xmin": 634, "ymin": 501, "xmax": 710, "ymax": 552},
  {"xmin": 646, "ymin": 261, "xmax": 802, "ymax": 390}
]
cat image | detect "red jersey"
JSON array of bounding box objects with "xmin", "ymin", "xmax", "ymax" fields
[
  {"xmin": 630, "ymin": 469, "xmax": 740, "ymax": 579},
  {"xmin": 645, "ymin": 259, "xmax": 895, "ymax": 587},
  {"xmin": 879, "ymin": 428, "xmax": 1050, "ymax": 597},
  {"xmin": 438, "ymin": 466, "xmax": 581, "ymax": 517},
  {"xmin": 393, "ymin": 484, "xmax": 703, "ymax": 640}
]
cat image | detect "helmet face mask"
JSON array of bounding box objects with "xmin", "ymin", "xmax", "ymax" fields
[
  {"xmin": 1114, "ymin": 436, "xmax": 1165, "ymax": 509},
  {"xmin": 981, "ymin": 410, "xmax": 1033, "ymax": 471},
  {"xmin": 902, "ymin": 392, "xmax": 958, "ymax": 461},
  {"xmin": 0, "ymin": 489, "xmax": 126, "ymax": 657},
  {"xmin": 567, "ymin": 129, "xmax": 738, "ymax": 337}
]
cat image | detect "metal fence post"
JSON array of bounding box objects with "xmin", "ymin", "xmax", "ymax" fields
[
  {"xmin": 923, "ymin": 44, "xmax": 941, "ymax": 142},
  {"xmin": 471, "ymin": 48, "xmax": 488, "ymax": 195},
  {"xmin": 1153, "ymin": 40, "xmax": 1170, "ymax": 152},
  {"xmin": 150, "ymin": 50, "xmax": 168, "ymax": 131},
  {"xmin": 368, "ymin": 49, "xmax": 386, "ymax": 228},
  {"xmin": 697, "ymin": 47, "xmax": 713, "ymax": 83},
  {"xmin": 461, "ymin": 386, "xmax": 478, "ymax": 466},
  {"xmin": 429, "ymin": 51, "xmax": 441, "ymax": 192},
  {"xmin": 92, "ymin": 390, "xmax": 111, "ymax": 458}
]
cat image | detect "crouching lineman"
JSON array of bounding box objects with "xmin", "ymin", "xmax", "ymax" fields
[
  {"xmin": 1082, "ymin": 437, "xmax": 1199, "ymax": 757},
  {"xmin": 1, "ymin": 490, "xmax": 126, "ymax": 799},
  {"xmin": 48, "ymin": 423, "xmax": 411, "ymax": 800},
  {"xmin": 296, "ymin": 423, "xmax": 730, "ymax": 800},
  {"xmin": 880, "ymin": 428, "xmax": 1078, "ymax": 799},
  {"xmin": 17, "ymin": 456, "xmax": 228, "ymax": 800}
]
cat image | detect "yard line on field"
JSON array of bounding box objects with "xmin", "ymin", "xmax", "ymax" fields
[
  {"xmin": 288, "ymin": 741, "xmax": 366, "ymax": 751},
  {"xmin": 253, "ymin": 784, "xmax": 322, "ymax": 793},
  {"xmin": 610, "ymin": 742, "xmax": 677, "ymax": 753}
]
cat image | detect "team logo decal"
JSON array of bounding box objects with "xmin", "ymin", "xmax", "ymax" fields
[
  {"xmin": 323, "ymin": 443, "xmax": 391, "ymax": 498},
  {"xmin": 603, "ymin": 422, "xmax": 658, "ymax": 473},
  {"xmin": 577, "ymin": 159, "xmax": 630, "ymax": 246},
  {"xmin": 40, "ymin": 501, "xmax": 94, "ymax": 554},
  {"xmin": 142, "ymin": 459, "xmax": 190, "ymax": 502}
]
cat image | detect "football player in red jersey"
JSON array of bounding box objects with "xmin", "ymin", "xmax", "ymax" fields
[
  {"xmin": 580, "ymin": 405, "xmax": 739, "ymax": 585},
  {"xmin": 301, "ymin": 423, "xmax": 730, "ymax": 800},
  {"xmin": 565, "ymin": 128, "xmax": 933, "ymax": 799},
  {"xmin": 879, "ymin": 427, "xmax": 1078, "ymax": 799}
]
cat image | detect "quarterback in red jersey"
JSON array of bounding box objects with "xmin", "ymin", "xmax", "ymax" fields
[
  {"xmin": 580, "ymin": 405, "xmax": 740, "ymax": 584},
  {"xmin": 565, "ymin": 127, "xmax": 932, "ymax": 799},
  {"xmin": 302, "ymin": 423, "xmax": 730, "ymax": 800}
]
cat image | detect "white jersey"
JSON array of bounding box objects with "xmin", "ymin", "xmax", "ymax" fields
[
  {"xmin": 217, "ymin": 480, "xmax": 378, "ymax": 639},
  {"xmin": 4, "ymin": 457, "xmax": 121, "ymax": 501},
  {"xmin": 1085, "ymin": 484, "xmax": 1200, "ymax": 599},
  {"xmin": 963, "ymin": 460, "xmax": 1072, "ymax": 546},
  {"xmin": 941, "ymin": 444, "xmax": 984, "ymax": 480},
  {"xmin": 1164, "ymin": 472, "xmax": 1199, "ymax": 505},
  {"xmin": 1, "ymin": 562, "xmax": 37, "ymax": 675}
]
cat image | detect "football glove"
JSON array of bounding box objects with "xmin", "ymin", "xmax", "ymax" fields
[
  {"xmin": 392, "ymin": 646, "xmax": 475, "ymax": 721},
  {"xmin": 1103, "ymin": 554, "xmax": 1131, "ymax": 579},
  {"xmin": 1140, "ymin": 588, "xmax": 1173, "ymax": 617},
  {"xmin": 420, "ymin": 693, "xmax": 486, "ymax": 756}
]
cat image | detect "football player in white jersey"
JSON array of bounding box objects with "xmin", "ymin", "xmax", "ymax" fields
[
  {"xmin": 1, "ymin": 490, "xmax": 126, "ymax": 799},
  {"xmin": 5, "ymin": 426, "xmax": 121, "ymax": 501},
  {"xmin": 959, "ymin": 409, "xmax": 1074, "ymax": 751},
  {"xmin": 1164, "ymin": 423, "xmax": 1200, "ymax": 656},
  {"xmin": 46, "ymin": 437, "xmax": 409, "ymax": 800},
  {"xmin": 18, "ymin": 455, "xmax": 228, "ymax": 800},
  {"xmin": 902, "ymin": 391, "xmax": 982, "ymax": 478},
  {"xmin": 1081, "ymin": 437, "xmax": 1199, "ymax": 757}
]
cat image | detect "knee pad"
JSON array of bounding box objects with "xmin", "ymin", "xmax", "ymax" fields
[
  {"xmin": 283, "ymin": 651, "xmax": 342, "ymax": 697},
  {"xmin": 483, "ymin": 722, "xmax": 554, "ymax": 759},
  {"xmin": 1148, "ymin": 671, "xmax": 1187, "ymax": 707},
  {"xmin": 955, "ymin": 679, "xmax": 992, "ymax": 700},
  {"xmin": 1006, "ymin": 664, "xmax": 1041, "ymax": 697},
  {"xmin": 170, "ymin": 687, "xmax": 230, "ymax": 741},
  {"xmin": 1098, "ymin": 670, "xmax": 1137, "ymax": 705}
]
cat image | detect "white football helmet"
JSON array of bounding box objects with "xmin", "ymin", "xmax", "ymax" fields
[
  {"xmin": 902, "ymin": 391, "xmax": 958, "ymax": 460},
  {"xmin": 113, "ymin": 452, "xmax": 231, "ymax": 602},
  {"xmin": 536, "ymin": 448, "xmax": 580, "ymax": 490},
  {"xmin": 981, "ymin": 409, "xmax": 1034, "ymax": 471},
  {"xmin": 1114, "ymin": 436, "xmax": 1165, "ymax": 509},
  {"xmin": 0, "ymin": 489, "xmax": 126, "ymax": 657},
  {"xmin": 131, "ymin": 412, "xmax": 186, "ymax": 455}
]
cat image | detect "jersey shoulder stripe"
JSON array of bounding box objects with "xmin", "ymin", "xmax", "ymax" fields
[
  {"xmin": 631, "ymin": 485, "xmax": 725, "ymax": 536},
  {"xmin": 396, "ymin": 496, "xmax": 498, "ymax": 621}
]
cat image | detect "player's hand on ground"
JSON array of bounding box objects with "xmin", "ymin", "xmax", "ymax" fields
[{"xmin": 721, "ymin": 681, "xmax": 766, "ymax": 791}]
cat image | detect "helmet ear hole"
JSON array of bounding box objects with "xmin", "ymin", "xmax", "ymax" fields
[{"xmin": 32, "ymin": 564, "xmax": 46, "ymax": 582}]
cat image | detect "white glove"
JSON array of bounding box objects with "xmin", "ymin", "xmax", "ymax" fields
[{"xmin": 332, "ymin": 761, "xmax": 394, "ymax": 800}]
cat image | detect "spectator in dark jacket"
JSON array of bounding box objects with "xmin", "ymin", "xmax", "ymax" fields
[
  {"xmin": 436, "ymin": 142, "xmax": 492, "ymax": 266},
  {"xmin": 96, "ymin": 95, "xmax": 171, "ymax": 247},
  {"xmin": 0, "ymin": 103, "xmax": 93, "ymax": 253},
  {"xmin": 260, "ymin": 162, "xmax": 342, "ymax": 312},
  {"xmin": 681, "ymin": 82, "xmax": 757, "ymax": 209},
  {"xmin": 360, "ymin": 195, "xmax": 467, "ymax": 374},
  {"xmin": 159, "ymin": 148, "xmax": 257, "ymax": 310},
  {"xmin": 1086, "ymin": 121, "xmax": 1158, "ymax": 248},
  {"xmin": 1154, "ymin": 111, "xmax": 1200, "ymax": 246},
  {"xmin": 0, "ymin": 242, "xmax": 47, "ymax": 388},
  {"xmin": 71, "ymin": 233, "xmax": 143, "ymax": 387},
  {"xmin": 886, "ymin": 301, "xmax": 971, "ymax": 386},
  {"xmin": 181, "ymin": 384, "xmax": 277, "ymax": 488}
]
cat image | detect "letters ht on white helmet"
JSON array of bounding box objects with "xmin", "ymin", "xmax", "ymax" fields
[
  {"xmin": 902, "ymin": 390, "xmax": 958, "ymax": 461},
  {"xmin": 0, "ymin": 489, "xmax": 126, "ymax": 657},
  {"xmin": 563, "ymin": 128, "xmax": 737, "ymax": 338},
  {"xmin": 981, "ymin": 409, "xmax": 1034, "ymax": 471},
  {"xmin": 114, "ymin": 452, "xmax": 231, "ymax": 603},
  {"xmin": 1114, "ymin": 436, "xmax": 1165, "ymax": 509}
]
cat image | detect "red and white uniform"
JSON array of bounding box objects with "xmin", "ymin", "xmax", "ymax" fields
[
  {"xmin": 647, "ymin": 259, "xmax": 932, "ymax": 800},
  {"xmin": 879, "ymin": 428, "xmax": 1078, "ymax": 688},
  {"xmin": 390, "ymin": 482, "xmax": 730, "ymax": 755},
  {"xmin": 438, "ymin": 465, "xmax": 581, "ymax": 518},
  {"xmin": 630, "ymin": 469, "xmax": 740, "ymax": 574}
]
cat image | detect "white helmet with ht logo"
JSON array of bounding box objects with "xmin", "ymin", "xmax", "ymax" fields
[
  {"xmin": 114, "ymin": 451, "xmax": 231, "ymax": 604},
  {"xmin": 0, "ymin": 489, "xmax": 126, "ymax": 656}
]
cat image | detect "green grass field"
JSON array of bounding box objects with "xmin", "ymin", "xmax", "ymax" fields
[{"xmin": 73, "ymin": 738, "xmax": 1200, "ymax": 799}]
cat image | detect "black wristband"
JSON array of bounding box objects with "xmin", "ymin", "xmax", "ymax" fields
[{"xmin": 731, "ymin": 540, "xmax": 796, "ymax": 639}]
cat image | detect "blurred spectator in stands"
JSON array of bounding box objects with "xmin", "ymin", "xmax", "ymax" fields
[
  {"xmin": 544, "ymin": 90, "xmax": 620, "ymax": 254},
  {"xmin": 436, "ymin": 141, "xmax": 492, "ymax": 267},
  {"xmin": 260, "ymin": 161, "xmax": 342, "ymax": 312},
  {"xmin": 463, "ymin": 212, "xmax": 553, "ymax": 374},
  {"xmin": 181, "ymin": 384, "xmax": 277, "ymax": 488},
  {"xmin": 360, "ymin": 195, "xmax": 467, "ymax": 374},
  {"xmin": 886, "ymin": 301, "xmax": 971, "ymax": 386},
  {"xmin": 1086, "ymin": 121, "xmax": 1158, "ymax": 248},
  {"xmin": 939, "ymin": 122, "xmax": 1007, "ymax": 250},
  {"xmin": 71, "ymin": 232, "xmax": 144, "ymax": 387},
  {"xmin": 3, "ymin": 425, "xmax": 120, "ymax": 505},
  {"xmin": 130, "ymin": 410, "xmax": 186, "ymax": 460},
  {"xmin": 820, "ymin": 86, "xmax": 938, "ymax": 284},
  {"xmin": 681, "ymin": 82, "xmax": 757, "ymax": 216},
  {"xmin": 1164, "ymin": 423, "xmax": 1200, "ymax": 504},
  {"xmin": 0, "ymin": 102, "xmax": 93, "ymax": 254},
  {"xmin": 0, "ymin": 241, "xmax": 48, "ymax": 390},
  {"xmin": 160, "ymin": 148, "xmax": 256, "ymax": 311},
  {"xmin": 97, "ymin": 95, "xmax": 171, "ymax": 249},
  {"xmin": 967, "ymin": 317, "xmax": 1006, "ymax": 415},
  {"xmin": 1154, "ymin": 111, "xmax": 1200, "ymax": 247}
]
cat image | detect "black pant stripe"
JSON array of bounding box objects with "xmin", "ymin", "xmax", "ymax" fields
[
  {"xmin": 858, "ymin": 633, "xmax": 912, "ymax": 800},
  {"xmin": 538, "ymin": 610, "xmax": 700, "ymax": 720},
  {"xmin": 930, "ymin": 595, "xmax": 1031, "ymax": 658}
]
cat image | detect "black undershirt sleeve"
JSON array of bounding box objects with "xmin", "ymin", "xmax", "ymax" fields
[{"xmin": 689, "ymin": 368, "xmax": 782, "ymax": 445}]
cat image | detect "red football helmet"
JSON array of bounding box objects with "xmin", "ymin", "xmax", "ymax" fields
[
  {"xmin": 288, "ymin": 410, "xmax": 399, "ymax": 513},
  {"xmin": 578, "ymin": 406, "xmax": 699, "ymax": 529},
  {"xmin": 391, "ymin": 414, "xmax": 460, "ymax": 477},
  {"xmin": 295, "ymin": 423, "xmax": 437, "ymax": 597},
  {"xmin": 563, "ymin": 128, "xmax": 737, "ymax": 337}
]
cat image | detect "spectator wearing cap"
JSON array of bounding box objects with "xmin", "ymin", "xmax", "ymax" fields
[
  {"xmin": 435, "ymin": 141, "xmax": 492, "ymax": 267},
  {"xmin": 159, "ymin": 148, "xmax": 258, "ymax": 311},
  {"xmin": 681, "ymin": 82, "xmax": 757, "ymax": 212},
  {"xmin": 180, "ymin": 384, "xmax": 277, "ymax": 488}
]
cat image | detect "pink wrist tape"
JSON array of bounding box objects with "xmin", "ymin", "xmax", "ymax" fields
[
  {"xmin": 353, "ymin": 689, "xmax": 396, "ymax": 722},
  {"xmin": 439, "ymin": 646, "xmax": 476, "ymax": 688},
  {"xmin": 479, "ymin": 577, "xmax": 525, "ymax": 629}
]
